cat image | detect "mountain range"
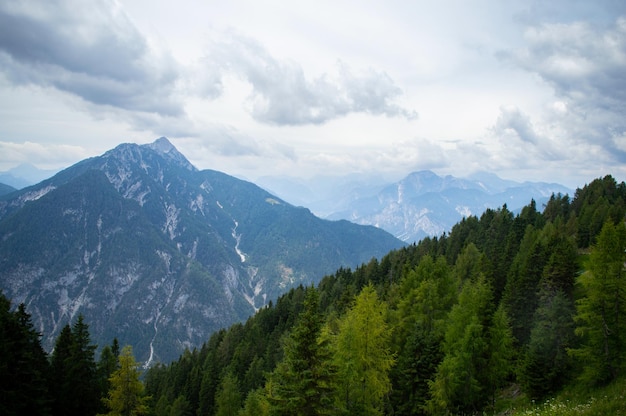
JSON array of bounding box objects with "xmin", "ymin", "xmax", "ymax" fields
[
  {"xmin": 0, "ymin": 137, "xmax": 402, "ymax": 364},
  {"xmin": 259, "ymin": 170, "xmax": 573, "ymax": 243}
]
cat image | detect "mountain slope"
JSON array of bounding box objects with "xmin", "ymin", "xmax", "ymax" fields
[
  {"xmin": 0, "ymin": 182, "xmax": 16, "ymax": 196},
  {"xmin": 0, "ymin": 137, "xmax": 403, "ymax": 363}
]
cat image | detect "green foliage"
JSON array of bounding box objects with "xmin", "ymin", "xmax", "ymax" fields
[
  {"xmin": 266, "ymin": 287, "xmax": 335, "ymax": 415},
  {"xmin": 519, "ymin": 290, "xmax": 576, "ymax": 399},
  {"xmin": 332, "ymin": 284, "xmax": 395, "ymax": 415},
  {"xmin": 215, "ymin": 372, "xmax": 242, "ymax": 416},
  {"xmin": 0, "ymin": 294, "xmax": 51, "ymax": 416},
  {"xmin": 571, "ymin": 221, "xmax": 626, "ymax": 385},
  {"xmin": 101, "ymin": 345, "xmax": 150, "ymax": 416},
  {"xmin": 240, "ymin": 388, "xmax": 269, "ymax": 416},
  {"xmin": 428, "ymin": 275, "xmax": 494, "ymax": 414},
  {"xmin": 37, "ymin": 174, "xmax": 620, "ymax": 416}
]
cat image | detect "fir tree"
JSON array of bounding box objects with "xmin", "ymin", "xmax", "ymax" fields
[{"xmin": 267, "ymin": 287, "xmax": 335, "ymax": 416}]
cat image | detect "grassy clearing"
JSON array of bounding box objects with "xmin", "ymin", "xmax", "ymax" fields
[{"xmin": 501, "ymin": 376, "xmax": 626, "ymax": 416}]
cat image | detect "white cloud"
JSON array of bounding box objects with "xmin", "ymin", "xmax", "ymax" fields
[{"xmin": 199, "ymin": 32, "xmax": 417, "ymax": 125}]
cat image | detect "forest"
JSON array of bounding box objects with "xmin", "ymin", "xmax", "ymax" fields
[{"xmin": 1, "ymin": 174, "xmax": 626, "ymax": 415}]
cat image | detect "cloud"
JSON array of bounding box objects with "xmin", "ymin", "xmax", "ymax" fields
[
  {"xmin": 0, "ymin": 0, "xmax": 182, "ymax": 116},
  {"xmin": 201, "ymin": 32, "xmax": 417, "ymax": 125},
  {"xmin": 505, "ymin": 15, "xmax": 626, "ymax": 162},
  {"xmin": 0, "ymin": 140, "xmax": 89, "ymax": 169}
]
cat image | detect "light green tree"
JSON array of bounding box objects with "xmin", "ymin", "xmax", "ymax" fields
[
  {"xmin": 216, "ymin": 371, "xmax": 242, "ymax": 416},
  {"xmin": 571, "ymin": 220, "xmax": 626, "ymax": 384},
  {"xmin": 333, "ymin": 284, "xmax": 395, "ymax": 415},
  {"xmin": 100, "ymin": 345, "xmax": 150, "ymax": 416},
  {"xmin": 239, "ymin": 388, "xmax": 269, "ymax": 416},
  {"xmin": 428, "ymin": 275, "xmax": 494, "ymax": 414}
]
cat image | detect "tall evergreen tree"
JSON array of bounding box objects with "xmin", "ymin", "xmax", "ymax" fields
[
  {"xmin": 266, "ymin": 287, "xmax": 335, "ymax": 416},
  {"xmin": 215, "ymin": 372, "xmax": 242, "ymax": 416},
  {"xmin": 571, "ymin": 221, "xmax": 626, "ymax": 385},
  {"xmin": 49, "ymin": 324, "xmax": 74, "ymax": 416},
  {"xmin": 0, "ymin": 296, "xmax": 51, "ymax": 416}
]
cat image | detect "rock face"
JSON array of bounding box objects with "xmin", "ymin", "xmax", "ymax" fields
[{"xmin": 0, "ymin": 137, "xmax": 403, "ymax": 364}]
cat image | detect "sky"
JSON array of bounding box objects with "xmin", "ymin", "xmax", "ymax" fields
[{"xmin": 0, "ymin": 0, "xmax": 625, "ymax": 188}]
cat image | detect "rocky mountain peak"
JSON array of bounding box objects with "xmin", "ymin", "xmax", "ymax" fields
[{"xmin": 145, "ymin": 137, "xmax": 197, "ymax": 172}]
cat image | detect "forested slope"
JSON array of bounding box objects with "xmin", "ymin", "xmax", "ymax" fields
[
  {"xmin": 140, "ymin": 175, "xmax": 626, "ymax": 415},
  {"xmin": 2, "ymin": 175, "xmax": 625, "ymax": 415}
]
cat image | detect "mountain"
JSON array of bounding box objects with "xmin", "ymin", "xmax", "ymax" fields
[
  {"xmin": 0, "ymin": 137, "xmax": 403, "ymax": 364},
  {"xmin": 263, "ymin": 170, "xmax": 572, "ymax": 243},
  {"xmin": 0, "ymin": 163, "xmax": 59, "ymax": 189},
  {"xmin": 0, "ymin": 182, "xmax": 16, "ymax": 196}
]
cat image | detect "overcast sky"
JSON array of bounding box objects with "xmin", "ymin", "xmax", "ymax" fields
[{"xmin": 1, "ymin": 0, "xmax": 625, "ymax": 188}]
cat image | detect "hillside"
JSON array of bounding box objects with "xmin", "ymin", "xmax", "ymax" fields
[
  {"xmin": 139, "ymin": 174, "xmax": 626, "ymax": 415},
  {"xmin": 0, "ymin": 137, "xmax": 403, "ymax": 363},
  {"xmin": 2, "ymin": 174, "xmax": 625, "ymax": 415}
]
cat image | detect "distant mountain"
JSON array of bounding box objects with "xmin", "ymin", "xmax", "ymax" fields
[
  {"xmin": 326, "ymin": 170, "xmax": 573, "ymax": 242},
  {"xmin": 0, "ymin": 182, "xmax": 16, "ymax": 196},
  {"xmin": 259, "ymin": 170, "xmax": 572, "ymax": 243},
  {"xmin": 0, "ymin": 163, "xmax": 58, "ymax": 189},
  {"xmin": 0, "ymin": 137, "xmax": 402, "ymax": 364}
]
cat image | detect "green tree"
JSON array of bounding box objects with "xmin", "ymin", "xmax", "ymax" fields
[
  {"xmin": 428, "ymin": 275, "xmax": 494, "ymax": 414},
  {"xmin": 240, "ymin": 388, "xmax": 269, "ymax": 416},
  {"xmin": 69, "ymin": 315, "xmax": 100, "ymax": 416},
  {"xmin": 50, "ymin": 324, "xmax": 74, "ymax": 416},
  {"xmin": 485, "ymin": 303, "xmax": 514, "ymax": 407},
  {"xmin": 520, "ymin": 290, "xmax": 576, "ymax": 398},
  {"xmin": 98, "ymin": 340, "xmax": 121, "ymax": 409},
  {"xmin": 333, "ymin": 284, "xmax": 394, "ymax": 415},
  {"xmin": 101, "ymin": 345, "xmax": 150, "ymax": 416},
  {"xmin": 266, "ymin": 287, "xmax": 335, "ymax": 415},
  {"xmin": 215, "ymin": 372, "xmax": 242, "ymax": 416},
  {"xmin": 571, "ymin": 221, "xmax": 626, "ymax": 385},
  {"xmin": 0, "ymin": 296, "xmax": 51, "ymax": 416}
]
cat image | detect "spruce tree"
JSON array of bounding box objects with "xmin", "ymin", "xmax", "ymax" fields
[
  {"xmin": 267, "ymin": 287, "xmax": 335, "ymax": 416},
  {"xmin": 0, "ymin": 296, "xmax": 51, "ymax": 416}
]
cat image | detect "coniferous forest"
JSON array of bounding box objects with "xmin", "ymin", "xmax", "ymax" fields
[{"xmin": 2, "ymin": 175, "xmax": 626, "ymax": 415}]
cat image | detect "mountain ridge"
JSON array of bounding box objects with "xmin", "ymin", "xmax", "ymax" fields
[
  {"xmin": 259, "ymin": 169, "xmax": 572, "ymax": 243},
  {"xmin": 0, "ymin": 138, "xmax": 403, "ymax": 364}
]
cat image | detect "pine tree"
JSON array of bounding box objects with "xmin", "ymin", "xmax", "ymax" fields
[
  {"xmin": 266, "ymin": 286, "xmax": 335, "ymax": 416},
  {"xmin": 50, "ymin": 324, "xmax": 74, "ymax": 416},
  {"xmin": 101, "ymin": 345, "xmax": 150, "ymax": 416},
  {"xmin": 0, "ymin": 296, "xmax": 51, "ymax": 416}
]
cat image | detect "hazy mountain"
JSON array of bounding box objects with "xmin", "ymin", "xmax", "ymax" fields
[
  {"xmin": 326, "ymin": 170, "xmax": 573, "ymax": 242},
  {"xmin": 0, "ymin": 182, "xmax": 16, "ymax": 196},
  {"xmin": 0, "ymin": 163, "xmax": 59, "ymax": 189},
  {"xmin": 260, "ymin": 170, "xmax": 572, "ymax": 243},
  {"xmin": 0, "ymin": 137, "xmax": 402, "ymax": 364}
]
